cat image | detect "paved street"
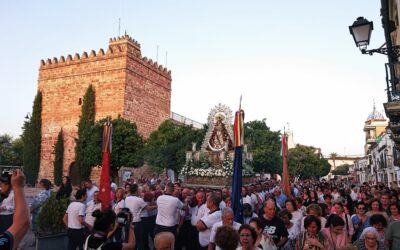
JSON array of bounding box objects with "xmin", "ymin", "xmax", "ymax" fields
[
  {"xmin": 18, "ymin": 230, "xmax": 35, "ymax": 250},
  {"xmin": 17, "ymin": 187, "xmax": 40, "ymax": 250}
]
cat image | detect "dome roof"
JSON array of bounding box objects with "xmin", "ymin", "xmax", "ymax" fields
[{"xmin": 367, "ymin": 103, "xmax": 385, "ymax": 121}]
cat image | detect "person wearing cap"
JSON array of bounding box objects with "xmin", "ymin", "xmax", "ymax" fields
[{"xmin": 0, "ymin": 173, "xmax": 14, "ymax": 233}]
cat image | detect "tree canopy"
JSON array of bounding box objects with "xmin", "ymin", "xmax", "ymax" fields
[
  {"xmin": 53, "ymin": 129, "xmax": 64, "ymax": 186},
  {"xmin": 78, "ymin": 117, "xmax": 145, "ymax": 179},
  {"xmin": 244, "ymin": 119, "xmax": 281, "ymax": 174},
  {"xmin": 75, "ymin": 85, "xmax": 95, "ymax": 181},
  {"xmin": 331, "ymin": 164, "xmax": 350, "ymax": 176},
  {"xmin": 288, "ymin": 144, "xmax": 331, "ymax": 178},
  {"xmin": 0, "ymin": 134, "xmax": 23, "ymax": 166},
  {"xmin": 145, "ymin": 120, "xmax": 206, "ymax": 173},
  {"xmin": 99, "ymin": 117, "xmax": 144, "ymax": 178},
  {"xmin": 22, "ymin": 91, "xmax": 42, "ymax": 185}
]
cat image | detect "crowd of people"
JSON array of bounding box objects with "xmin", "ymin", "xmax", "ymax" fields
[{"xmin": 3, "ymin": 171, "xmax": 400, "ymax": 250}]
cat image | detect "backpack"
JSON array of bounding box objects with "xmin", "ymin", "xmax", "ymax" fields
[{"xmin": 83, "ymin": 235, "xmax": 107, "ymax": 250}]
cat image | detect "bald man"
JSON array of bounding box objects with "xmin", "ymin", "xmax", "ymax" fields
[{"xmin": 260, "ymin": 199, "xmax": 288, "ymax": 248}]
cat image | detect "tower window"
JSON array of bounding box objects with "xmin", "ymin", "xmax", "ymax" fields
[{"xmin": 78, "ymin": 98, "xmax": 82, "ymax": 105}]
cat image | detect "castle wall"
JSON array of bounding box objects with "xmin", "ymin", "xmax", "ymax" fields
[
  {"xmin": 123, "ymin": 56, "xmax": 171, "ymax": 138},
  {"xmin": 37, "ymin": 35, "xmax": 171, "ymax": 182}
]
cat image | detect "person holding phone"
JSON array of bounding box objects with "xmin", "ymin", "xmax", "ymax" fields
[{"xmin": 0, "ymin": 170, "xmax": 30, "ymax": 250}]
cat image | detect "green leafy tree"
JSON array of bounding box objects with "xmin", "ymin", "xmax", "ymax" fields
[
  {"xmin": 0, "ymin": 135, "xmax": 23, "ymax": 166},
  {"xmin": 288, "ymin": 144, "xmax": 331, "ymax": 178},
  {"xmin": 53, "ymin": 129, "xmax": 64, "ymax": 186},
  {"xmin": 75, "ymin": 85, "xmax": 95, "ymax": 181},
  {"xmin": 95, "ymin": 117, "xmax": 145, "ymax": 178},
  {"xmin": 37, "ymin": 193, "xmax": 69, "ymax": 234},
  {"xmin": 79, "ymin": 117, "xmax": 145, "ymax": 179},
  {"xmin": 0, "ymin": 134, "xmax": 13, "ymax": 165},
  {"xmin": 11, "ymin": 138, "xmax": 23, "ymax": 166},
  {"xmin": 330, "ymin": 152, "xmax": 338, "ymax": 169},
  {"xmin": 244, "ymin": 119, "xmax": 281, "ymax": 174},
  {"xmin": 22, "ymin": 91, "xmax": 42, "ymax": 185},
  {"xmin": 331, "ymin": 164, "xmax": 350, "ymax": 176},
  {"xmin": 145, "ymin": 120, "xmax": 205, "ymax": 173}
]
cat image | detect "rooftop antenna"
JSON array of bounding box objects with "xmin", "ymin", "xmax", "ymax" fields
[
  {"xmin": 165, "ymin": 51, "xmax": 168, "ymax": 68},
  {"xmin": 157, "ymin": 45, "xmax": 159, "ymax": 62},
  {"xmin": 373, "ymin": 99, "xmax": 376, "ymax": 112},
  {"xmin": 118, "ymin": 18, "xmax": 121, "ymax": 36},
  {"xmin": 239, "ymin": 95, "xmax": 242, "ymax": 110}
]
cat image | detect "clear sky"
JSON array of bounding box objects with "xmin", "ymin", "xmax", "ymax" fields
[{"xmin": 0, "ymin": 1, "xmax": 389, "ymax": 156}]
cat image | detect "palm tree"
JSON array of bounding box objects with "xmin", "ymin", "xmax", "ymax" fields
[{"xmin": 329, "ymin": 152, "xmax": 338, "ymax": 171}]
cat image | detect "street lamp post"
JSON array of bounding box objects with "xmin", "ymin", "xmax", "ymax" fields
[{"xmin": 350, "ymin": 2, "xmax": 400, "ymax": 165}]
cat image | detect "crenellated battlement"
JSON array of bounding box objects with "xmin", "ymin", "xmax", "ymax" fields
[
  {"xmin": 109, "ymin": 34, "xmax": 141, "ymax": 49},
  {"xmin": 37, "ymin": 34, "xmax": 172, "ymax": 183},
  {"xmin": 40, "ymin": 34, "xmax": 171, "ymax": 76}
]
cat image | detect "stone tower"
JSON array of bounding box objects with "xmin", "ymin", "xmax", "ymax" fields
[{"xmin": 37, "ymin": 35, "xmax": 172, "ymax": 181}]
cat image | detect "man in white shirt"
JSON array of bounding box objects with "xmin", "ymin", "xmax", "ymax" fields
[
  {"xmin": 190, "ymin": 191, "xmax": 209, "ymax": 250},
  {"xmin": 125, "ymin": 183, "xmax": 156, "ymax": 250},
  {"xmin": 84, "ymin": 191, "xmax": 101, "ymax": 230},
  {"xmin": 155, "ymin": 182, "xmax": 186, "ymax": 237},
  {"xmin": 350, "ymin": 185, "xmax": 358, "ymax": 201},
  {"xmin": 85, "ymin": 180, "xmax": 99, "ymax": 204},
  {"xmin": 63, "ymin": 189, "xmax": 89, "ymax": 250},
  {"xmin": 196, "ymin": 193, "xmax": 222, "ymax": 250},
  {"xmin": 331, "ymin": 187, "xmax": 340, "ymax": 201},
  {"xmin": 176, "ymin": 187, "xmax": 193, "ymax": 250},
  {"xmin": 208, "ymin": 207, "xmax": 241, "ymax": 250},
  {"xmin": 241, "ymin": 187, "xmax": 253, "ymax": 210}
]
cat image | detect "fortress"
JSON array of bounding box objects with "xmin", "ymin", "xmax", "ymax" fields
[{"xmin": 37, "ymin": 35, "xmax": 172, "ymax": 181}]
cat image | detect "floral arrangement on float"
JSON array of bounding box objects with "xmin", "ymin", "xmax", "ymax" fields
[{"xmin": 180, "ymin": 154, "xmax": 254, "ymax": 178}]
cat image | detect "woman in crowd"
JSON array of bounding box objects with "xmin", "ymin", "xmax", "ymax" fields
[
  {"xmin": 237, "ymin": 224, "xmax": 262, "ymax": 250},
  {"xmin": 366, "ymin": 199, "xmax": 388, "ymax": 219},
  {"xmin": 369, "ymin": 214, "xmax": 387, "ymax": 243},
  {"xmin": 84, "ymin": 209, "xmax": 136, "ymax": 250},
  {"xmin": 294, "ymin": 215, "xmax": 328, "ymax": 250},
  {"xmin": 249, "ymin": 218, "xmax": 275, "ymax": 250},
  {"xmin": 390, "ymin": 193, "xmax": 398, "ymax": 205},
  {"xmin": 215, "ymin": 225, "xmax": 239, "ymax": 250},
  {"xmin": 321, "ymin": 214, "xmax": 348, "ymax": 249},
  {"xmin": 30, "ymin": 178, "xmax": 52, "ymax": 232},
  {"xmin": 278, "ymin": 209, "xmax": 300, "ymax": 241},
  {"xmin": 285, "ymin": 199, "xmax": 303, "ymax": 227},
  {"xmin": 301, "ymin": 204, "xmax": 327, "ymax": 231},
  {"xmin": 351, "ymin": 201, "xmax": 370, "ymax": 242},
  {"xmin": 353, "ymin": 227, "xmax": 385, "ymax": 250},
  {"xmin": 302, "ymin": 189, "xmax": 312, "ymax": 207},
  {"xmin": 333, "ymin": 201, "xmax": 354, "ymax": 240},
  {"xmin": 56, "ymin": 176, "xmax": 72, "ymax": 200},
  {"xmin": 388, "ymin": 203, "xmax": 400, "ymax": 223},
  {"xmin": 295, "ymin": 197, "xmax": 306, "ymax": 216},
  {"xmin": 310, "ymin": 190, "xmax": 319, "ymax": 204},
  {"xmin": 344, "ymin": 188, "xmax": 356, "ymax": 215},
  {"xmin": 112, "ymin": 187, "xmax": 125, "ymax": 214},
  {"xmin": 359, "ymin": 191, "xmax": 371, "ymax": 204}
]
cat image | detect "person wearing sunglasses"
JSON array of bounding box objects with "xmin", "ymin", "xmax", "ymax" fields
[{"xmin": 351, "ymin": 201, "xmax": 370, "ymax": 242}]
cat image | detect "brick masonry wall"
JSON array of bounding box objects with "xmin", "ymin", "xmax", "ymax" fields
[{"xmin": 37, "ymin": 35, "xmax": 171, "ymax": 183}]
